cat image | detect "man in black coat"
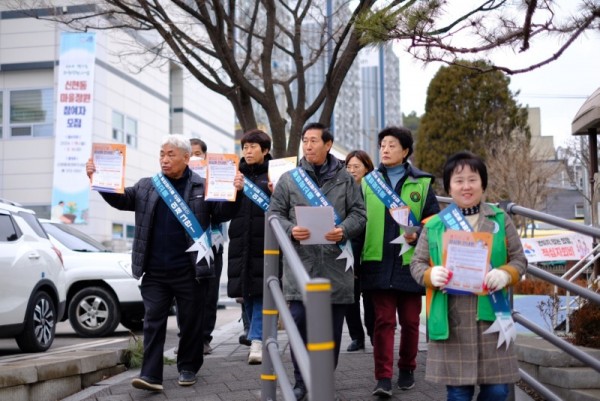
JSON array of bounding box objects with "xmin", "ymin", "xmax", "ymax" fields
[{"xmin": 86, "ymin": 134, "xmax": 234, "ymax": 391}]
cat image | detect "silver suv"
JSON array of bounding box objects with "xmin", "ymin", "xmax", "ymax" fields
[{"xmin": 0, "ymin": 200, "xmax": 67, "ymax": 352}]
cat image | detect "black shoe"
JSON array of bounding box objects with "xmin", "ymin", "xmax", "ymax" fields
[
  {"xmin": 239, "ymin": 333, "xmax": 251, "ymax": 346},
  {"xmin": 293, "ymin": 382, "xmax": 307, "ymax": 400},
  {"xmin": 372, "ymin": 378, "xmax": 392, "ymax": 397},
  {"xmin": 178, "ymin": 370, "xmax": 197, "ymax": 386},
  {"xmin": 346, "ymin": 339, "xmax": 365, "ymax": 352},
  {"xmin": 397, "ymin": 369, "xmax": 415, "ymax": 390},
  {"xmin": 131, "ymin": 376, "xmax": 163, "ymax": 392}
]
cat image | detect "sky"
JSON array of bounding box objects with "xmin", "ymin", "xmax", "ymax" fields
[{"xmin": 396, "ymin": 26, "xmax": 600, "ymax": 150}]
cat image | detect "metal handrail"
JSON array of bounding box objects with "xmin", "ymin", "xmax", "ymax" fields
[
  {"xmin": 501, "ymin": 201, "xmax": 600, "ymax": 238},
  {"xmin": 261, "ymin": 213, "xmax": 335, "ymax": 401},
  {"xmin": 557, "ymin": 244, "xmax": 600, "ymax": 332},
  {"xmin": 527, "ymin": 265, "xmax": 600, "ymax": 304},
  {"xmin": 495, "ymin": 200, "xmax": 600, "ymax": 401}
]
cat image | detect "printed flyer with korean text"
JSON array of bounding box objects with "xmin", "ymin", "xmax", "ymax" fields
[
  {"xmin": 205, "ymin": 153, "xmax": 239, "ymax": 201},
  {"xmin": 90, "ymin": 143, "xmax": 126, "ymax": 194}
]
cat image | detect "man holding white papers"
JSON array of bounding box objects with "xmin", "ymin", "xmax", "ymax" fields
[
  {"xmin": 269, "ymin": 122, "xmax": 366, "ymax": 400},
  {"xmin": 360, "ymin": 126, "xmax": 440, "ymax": 398},
  {"xmin": 410, "ymin": 151, "xmax": 527, "ymax": 401},
  {"xmin": 85, "ymin": 134, "xmax": 235, "ymax": 392}
]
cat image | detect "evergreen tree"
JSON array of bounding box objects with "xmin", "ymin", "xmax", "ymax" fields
[
  {"xmin": 402, "ymin": 111, "xmax": 421, "ymax": 138},
  {"xmin": 414, "ymin": 60, "xmax": 529, "ymax": 186}
]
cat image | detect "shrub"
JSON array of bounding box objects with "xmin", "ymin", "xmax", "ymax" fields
[
  {"xmin": 570, "ymin": 301, "xmax": 600, "ymax": 349},
  {"xmin": 514, "ymin": 277, "xmax": 587, "ymax": 295}
]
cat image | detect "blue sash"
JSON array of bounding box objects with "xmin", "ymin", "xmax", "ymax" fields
[
  {"xmin": 151, "ymin": 173, "xmax": 213, "ymax": 265},
  {"xmin": 289, "ymin": 167, "xmax": 354, "ymax": 270},
  {"xmin": 243, "ymin": 178, "xmax": 270, "ymax": 212},
  {"xmin": 438, "ymin": 203, "xmax": 515, "ymax": 348},
  {"xmin": 363, "ymin": 170, "xmax": 419, "ymax": 226}
]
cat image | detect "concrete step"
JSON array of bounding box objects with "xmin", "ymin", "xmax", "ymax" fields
[
  {"xmin": 539, "ymin": 366, "xmax": 600, "ymax": 389},
  {"xmin": 516, "ymin": 335, "xmax": 600, "ymax": 368},
  {"xmin": 546, "ymin": 385, "xmax": 600, "ymax": 401},
  {"xmin": 516, "ymin": 335, "xmax": 600, "ymax": 401},
  {"xmin": 0, "ymin": 350, "xmax": 126, "ymax": 401}
]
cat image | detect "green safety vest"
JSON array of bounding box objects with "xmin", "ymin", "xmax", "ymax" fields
[
  {"xmin": 425, "ymin": 205, "xmax": 507, "ymax": 340},
  {"xmin": 361, "ymin": 175, "xmax": 431, "ymax": 265}
]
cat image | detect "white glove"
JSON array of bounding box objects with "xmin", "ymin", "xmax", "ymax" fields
[
  {"xmin": 430, "ymin": 265, "xmax": 451, "ymax": 288},
  {"xmin": 485, "ymin": 269, "xmax": 511, "ymax": 292}
]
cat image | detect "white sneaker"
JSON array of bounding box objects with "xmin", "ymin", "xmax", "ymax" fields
[{"xmin": 248, "ymin": 340, "xmax": 262, "ymax": 364}]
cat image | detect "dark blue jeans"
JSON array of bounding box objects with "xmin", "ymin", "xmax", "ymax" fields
[{"xmin": 447, "ymin": 384, "xmax": 509, "ymax": 401}]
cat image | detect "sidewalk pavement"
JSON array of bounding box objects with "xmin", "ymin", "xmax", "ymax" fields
[{"xmin": 64, "ymin": 306, "xmax": 534, "ymax": 401}]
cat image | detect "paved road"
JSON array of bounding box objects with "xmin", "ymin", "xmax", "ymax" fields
[{"xmin": 0, "ymin": 303, "xmax": 243, "ymax": 363}]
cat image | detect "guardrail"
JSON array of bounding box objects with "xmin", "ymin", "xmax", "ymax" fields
[
  {"xmin": 499, "ymin": 201, "xmax": 600, "ymax": 401},
  {"xmin": 260, "ymin": 212, "xmax": 335, "ymax": 401}
]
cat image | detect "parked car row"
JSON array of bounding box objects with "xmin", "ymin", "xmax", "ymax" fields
[
  {"xmin": 0, "ymin": 199, "xmax": 144, "ymax": 353},
  {"xmin": 0, "ymin": 200, "xmax": 66, "ymax": 352},
  {"xmin": 40, "ymin": 220, "xmax": 144, "ymax": 337}
]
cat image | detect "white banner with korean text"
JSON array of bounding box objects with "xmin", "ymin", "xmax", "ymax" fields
[
  {"xmin": 51, "ymin": 32, "xmax": 96, "ymax": 224},
  {"xmin": 521, "ymin": 233, "xmax": 593, "ymax": 263}
]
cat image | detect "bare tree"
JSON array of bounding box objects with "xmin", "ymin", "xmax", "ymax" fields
[
  {"xmin": 357, "ymin": 1, "xmax": 600, "ymax": 75},
  {"xmin": 559, "ymin": 137, "xmax": 592, "ymax": 206},
  {"xmin": 485, "ymin": 133, "xmax": 562, "ymax": 235},
  {"xmin": 19, "ymin": 0, "xmax": 380, "ymax": 157},
  {"xmin": 16, "ymin": 1, "xmax": 600, "ymax": 156}
]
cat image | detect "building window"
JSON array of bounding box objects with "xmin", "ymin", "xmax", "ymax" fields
[
  {"xmin": 9, "ymin": 89, "xmax": 54, "ymax": 137},
  {"xmin": 112, "ymin": 110, "xmax": 137, "ymax": 148},
  {"xmin": 112, "ymin": 223, "xmax": 135, "ymax": 240},
  {"xmin": 575, "ymin": 203, "xmax": 584, "ymax": 218}
]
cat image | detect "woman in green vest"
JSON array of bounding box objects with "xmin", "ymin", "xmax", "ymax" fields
[
  {"xmin": 361, "ymin": 126, "xmax": 440, "ymax": 397},
  {"xmin": 410, "ymin": 151, "xmax": 527, "ymax": 401}
]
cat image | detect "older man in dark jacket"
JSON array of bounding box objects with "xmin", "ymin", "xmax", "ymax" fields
[
  {"xmin": 269, "ymin": 122, "xmax": 366, "ymax": 400},
  {"xmin": 86, "ymin": 134, "xmax": 234, "ymax": 392}
]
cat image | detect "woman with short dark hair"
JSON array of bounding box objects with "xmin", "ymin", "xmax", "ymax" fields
[
  {"xmin": 411, "ymin": 151, "xmax": 527, "ymax": 401},
  {"xmin": 227, "ymin": 129, "xmax": 272, "ymax": 365},
  {"xmin": 361, "ymin": 126, "xmax": 440, "ymax": 397}
]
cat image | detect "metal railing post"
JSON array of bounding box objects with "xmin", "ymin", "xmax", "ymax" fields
[
  {"xmin": 260, "ymin": 214, "xmax": 336, "ymax": 400},
  {"xmin": 262, "ymin": 212, "xmax": 279, "ymax": 401},
  {"xmin": 305, "ymin": 278, "xmax": 335, "ymax": 401}
]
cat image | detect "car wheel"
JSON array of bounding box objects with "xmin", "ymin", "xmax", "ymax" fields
[
  {"xmin": 120, "ymin": 316, "xmax": 144, "ymax": 332},
  {"xmin": 69, "ymin": 286, "xmax": 121, "ymax": 337},
  {"xmin": 15, "ymin": 291, "xmax": 57, "ymax": 353}
]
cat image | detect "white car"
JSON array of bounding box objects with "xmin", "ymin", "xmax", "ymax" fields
[
  {"xmin": 40, "ymin": 220, "xmax": 145, "ymax": 337},
  {"xmin": 0, "ymin": 201, "xmax": 67, "ymax": 352}
]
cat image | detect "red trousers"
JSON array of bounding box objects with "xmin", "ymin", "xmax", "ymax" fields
[{"xmin": 371, "ymin": 290, "xmax": 422, "ymax": 380}]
